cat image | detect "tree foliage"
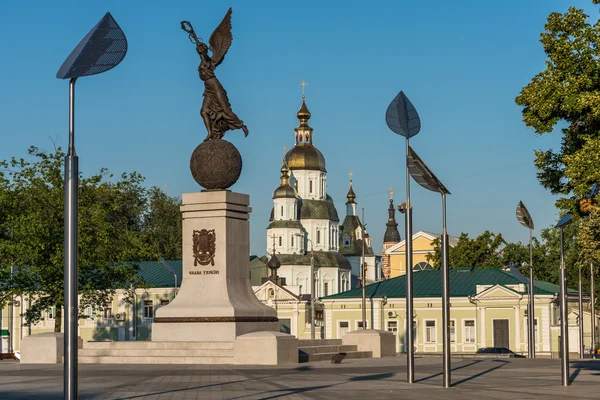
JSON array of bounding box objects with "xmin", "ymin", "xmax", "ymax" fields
[
  {"xmin": 516, "ymin": 4, "xmax": 600, "ymax": 199},
  {"xmin": 0, "ymin": 146, "xmax": 182, "ymax": 330},
  {"xmin": 427, "ymin": 231, "xmax": 506, "ymax": 269}
]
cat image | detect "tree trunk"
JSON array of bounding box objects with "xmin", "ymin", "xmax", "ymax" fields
[{"xmin": 54, "ymin": 308, "xmax": 62, "ymax": 333}]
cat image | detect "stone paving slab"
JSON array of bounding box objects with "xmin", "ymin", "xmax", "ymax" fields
[{"xmin": 0, "ymin": 356, "xmax": 599, "ymax": 399}]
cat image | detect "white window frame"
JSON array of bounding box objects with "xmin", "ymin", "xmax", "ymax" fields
[
  {"xmin": 463, "ymin": 319, "xmax": 476, "ymax": 344},
  {"xmin": 449, "ymin": 319, "xmax": 456, "ymax": 343},
  {"xmin": 424, "ymin": 319, "xmax": 437, "ymax": 343},
  {"xmin": 47, "ymin": 305, "xmax": 57, "ymax": 320},
  {"xmin": 143, "ymin": 300, "xmax": 154, "ymax": 319},
  {"xmin": 387, "ymin": 320, "xmax": 398, "ymax": 333},
  {"xmin": 356, "ymin": 320, "xmax": 368, "ymax": 330},
  {"xmin": 102, "ymin": 305, "xmax": 112, "ymax": 319},
  {"xmin": 338, "ymin": 320, "xmax": 350, "ymax": 338}
]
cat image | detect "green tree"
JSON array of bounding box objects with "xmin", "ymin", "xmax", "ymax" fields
[
  {"xmin": 0, "ymin": 146, "xmax": 147, "ymax": 331},
  {"xmin": 516, "ymin": 3, "xmax": 600, "ymax": 209},
  {"xmin": 427, "ymin": 231, "xmax": 506, "ymax": 269},
  {"xmin": 140, "ymin": 186, "xmax": 182, "ymax": 260}
]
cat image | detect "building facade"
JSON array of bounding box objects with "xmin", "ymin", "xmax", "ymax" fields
[{"xmin": 322, "ymin": 267, "xmax": 600, "ymax": 357}]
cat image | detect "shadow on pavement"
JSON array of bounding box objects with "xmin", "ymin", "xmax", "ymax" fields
[
  {"xmin": 415, "ymin": 359, "xmax": 484, "ymax": 383},
  {"xmin": 452, "ymin": 359, "xmax": 509, "ymax": 386}
]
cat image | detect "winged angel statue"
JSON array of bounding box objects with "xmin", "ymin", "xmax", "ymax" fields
[{"xmin": 182, "ymin": 8, "xmax": 249, "ymax": 141}]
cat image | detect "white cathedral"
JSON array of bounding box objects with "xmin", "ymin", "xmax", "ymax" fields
[{"xmin": 264, "ymin": 95, "xmax": 377, "ymax": 297}]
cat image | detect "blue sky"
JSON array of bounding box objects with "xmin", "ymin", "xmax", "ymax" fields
[{"xmin": 1, "ymin": 0, "xmax": 596, "ymax": 256}]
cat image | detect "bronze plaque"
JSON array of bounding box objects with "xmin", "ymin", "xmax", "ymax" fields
[{"xmin": 193, "ymin": 229, "xmax": 216, "ymax": 266}]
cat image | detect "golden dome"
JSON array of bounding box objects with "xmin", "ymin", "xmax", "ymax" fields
[
  {"xmin": 286, "ymin": 146, "xmax": 327, "ymax": 172},
  {"xmin": 273, "ymin": 155, "xmax": 298, "ymax": 199}
]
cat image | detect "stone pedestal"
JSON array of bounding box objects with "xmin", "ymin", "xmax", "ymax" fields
[
  {"xmin": 20, "ymin": 333, "xmax": 83, "ymax": 364},
  {"xmin": 234, "ymin": 331, "xmax": 298, "ymax": 365},
  {"xmin": 152, "ymin": 191, "xmax": 278, "ymax": 342},
  {"xmin": 342, "ymin": 329, "xmax": 396, "ymax": 358}
]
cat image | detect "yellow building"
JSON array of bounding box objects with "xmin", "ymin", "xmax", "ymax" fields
[{"xmin": 385, "ymin": 231, "xmax": 458, "ymax": 278}]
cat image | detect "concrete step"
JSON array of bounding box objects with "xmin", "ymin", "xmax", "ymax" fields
[
  {"xmin": 298, "ymin": 339, "xmax": 342, "ymax": 347},
  {"xmin": 79, "ymin": 355, "xmax": 234, "ymax": 364},
  {"xmin": 298, "ymin": 350, "xmax": 372, "ymax": 363},
  {"xmin": 298, "ymin": 345, "xmax": 357, "ymax": 355},
  {"xmin": 84, "ymin": 341, "xmax": 233, "ymax": 350},
  {"xmin": 80, "ymin": 348, "xmax": 233, "ymax": 357}
]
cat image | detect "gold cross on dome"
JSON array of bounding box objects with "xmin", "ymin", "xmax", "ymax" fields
[
  {"xmin": 163, "ymin": 184, "xmax": 168, "ymax": 195},
  {"xmin": 283, "ymin": 144, "xmax": 287, "ymax": 155},
  {"xmin": 349, "ymin": 170, "xmax": 353, "ymax": 184},
  {"xmin": 388, "ymin": 187, "xmax": 395, "ymax": 201},
  {"xmin": 299, "ymin": 78, "xmax": 308, "ymax": 98}
]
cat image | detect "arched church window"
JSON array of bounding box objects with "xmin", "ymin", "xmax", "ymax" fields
[
  {"xmin": 309, "ymin": 180, "xmax": 313, "ymax": 193},
  {"xmin": 317, "ymin": 230, "xmax": 321, "ymax": 244},
  {"xmin": 324, "ymin": 282, "xmax": 329, "ymax": 297},
  {"xmin": 343, "ymin": 234, "xmax": 350, "ymax": 248},
  {"xmin": 280, "ymin": 206, "xmax": 283, "ymax": 217},
  {"xmin": 268, "ymin": 289, "xmax": 275, "ymax": 299},
  {"xmin": 413, "ymin": 261, "xmax": 434, "ymax": 271},
  {"xmin": 278, "ymin": 237, "xmax": 282, "ymax": 246}
]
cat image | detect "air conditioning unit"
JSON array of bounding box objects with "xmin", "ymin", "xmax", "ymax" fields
[
  {"xmin": 115, "ymin": 312, "xmax": 126, "ymax": 321},
  {"xmin": 388, "ymin": 311, "xmax": 397, "ymax": 318}
]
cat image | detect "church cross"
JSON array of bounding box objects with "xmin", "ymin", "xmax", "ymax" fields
[
  {"xmin": 283, "ymin": 144, "xmax": 287, "ymax": 155},
  {"xmin": 349, "ymin": 170, "xmax": 353, "ymax": 184},
  {"xmin": 388, "ymin": 187, "xmax": 395, "ymax": 201},
  {"xmin": 163, "ymin": 184, "xmax": 168, "ymax": 195},
  {"xmin": 299, "ymin": 78, "xmax": 308, "ymax": 98}
]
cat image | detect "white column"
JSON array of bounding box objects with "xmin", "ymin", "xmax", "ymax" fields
[
  {"xmin": 480, "ymin": 307, "xmax": 486, "ymax": 348},
  {"xmin": 514, "ymin": 306, "xmax": 521, "ymax": 352},
  {"xmin": 325, "ymin": 304, "xmax": 333, "ymax": 339}
]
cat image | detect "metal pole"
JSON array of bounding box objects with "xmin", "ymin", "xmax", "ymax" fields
[
  {"xmin": 64, "ymin": 77, "xmax": 79, "ymax": 400},
  {"xmin": 559, "ymin": 227, "xmax": 570, "ymax": 386},
  {"xmin": 579, "ymin": 266, "xmax": 584, "ymax": 359},
  {"xmin": 310, "ymin": 242, "xmax": 315, "ymax": 340},
  {"xmin": 528, "ymin": 228, "xmax": 535, "ymax": 358},
  {"xmin": 441, "ymin": 193, "xmax": 450, "ymax": 388},
  {"xmin": 591, "ymin": 263, "xmax": 596, "ymax": 359},
  {"xmin": 405, "ymin": 137, "xmax": 414, "ymax": 383},
  {"xmin": 361, "ymin": 208, "xmax": 367, "ymax": 330}
]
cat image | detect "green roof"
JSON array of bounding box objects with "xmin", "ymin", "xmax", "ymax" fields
[
  {"xmin": 300, "ymin": 197, "xmax": 340, "ymax": 222},
  {"xmin": 323, "ymin": 267, "xmax": 572, "ymax": 300},
  {"xmin": 275, "ymin": 251, "xmax": 351, "ymax": 269},
  {"xmin": 267, "ymin": 220, "xmax": 304, "ymax": 229},
  {"xmin": 134, "ymin": 260, "xmax": 182, "ymax": 288},
  {"xmin": 533, "ymin": 279, "xmax": 578, "ymax": 295}
]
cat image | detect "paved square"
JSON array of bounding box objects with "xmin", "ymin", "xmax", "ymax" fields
[{"xmin": 1, "ymin": 357, "xmax": 599, "ymax": 399}]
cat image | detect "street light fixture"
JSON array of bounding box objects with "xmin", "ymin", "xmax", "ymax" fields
[
  {"xmin": 585, "ymin": 183, "xmax": 599, "ymax": 359},
  {"xmin": 56, "ymin": 12, "xmax": 127, "ymax": 400},
  {"xmin": 516, "ymin": 201, "xmax": 536, "ymax": 358},
  {"xmin": 406, "ymin": 145, "xmax": 451, "ymax": 388},
  {"xmin": 555, "ymin": 213, "xmax": 572, "ymax": 387},
  {"xmin": 385, "ymin": 91, "xmax": 421, "ymax": 384},
  {"xmin": 296, "ymin": 233, "xmax": 316, "ymax": 340}
]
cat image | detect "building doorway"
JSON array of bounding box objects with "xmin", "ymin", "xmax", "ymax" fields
[{"xmin": 493, "ymin": 319, "xmax": 509, "ymax": 348}]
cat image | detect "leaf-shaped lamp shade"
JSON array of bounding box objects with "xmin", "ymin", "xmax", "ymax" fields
[
  {"xmin": 385, "ymin": 91, "xmax": 421, "ymax": 138},
  {"xmin": 516, "ymin": 201, "xmax": 534, "ymax": 230},
  {"xmin": 554, "ymin": 214, "xmax": 572, "ymax": 229},
  {"xmin": 57, "ymin": 12, "xmax": 127, "ymax": 79},
  {"xmin": 407, "ymin": 145, "xmax": 450, "ymax": 195}
]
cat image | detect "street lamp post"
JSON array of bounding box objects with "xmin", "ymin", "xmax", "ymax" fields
[
  {"xmin": 584, "ymin": 183, "xmax": 599, "ymax": 359},
  {"xmin": 361, "ymin": 208, "xmax": 367, "ymax": 330},
  {"xmin": 579, "ymin": 265, "xmax": 584, "ymax": 359},
  {"xmin": 406, "ymin": 145, "xmax": 451, "ymax": 388},
  {"xmin": 516, "ymin": 201, "xmax": 535, "ymax": 358},
  {"xmin": 56, "ymin": 13, "xmax": 127, "ymax": 400},
  {"xmin": 297, "ymin": 234, "xmax": 315, "ymax": 339},
  {"xmin": 386, "ymin": 91, "xmax": 421, "ymax": 384},
  {"xmin": 555, "ymin": 214, "xmax": 572, "ymax": 387}
]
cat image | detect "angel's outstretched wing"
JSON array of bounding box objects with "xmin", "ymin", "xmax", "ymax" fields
[{"xmin": 209, "ymin": 8, "xmax": 233, "ymax": 68}]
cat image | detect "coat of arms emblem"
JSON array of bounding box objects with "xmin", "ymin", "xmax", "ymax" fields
[{"xmin": 193, "ymin": 229, "xmax": 216, "ymax": 266}]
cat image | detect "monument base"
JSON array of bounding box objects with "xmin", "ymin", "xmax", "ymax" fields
[
  {"xmin": 152, "ymin": 191, "xmax": 278, "ymax": 342},
  {"xmin": 20, "ymin": 333, "xmax": 83, "ymax": 364},
  {"xmin": 152, "ymin": 320, "xmax": 279, "ymax": 342},
  {"xmin": 342, "ymin": 329, "xmax": 396, "ymax": 358}
]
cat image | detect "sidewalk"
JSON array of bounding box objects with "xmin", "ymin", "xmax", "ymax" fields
[{"xmin": 0, "ymin": 356, "xmax": 599, "ymax": 399}]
